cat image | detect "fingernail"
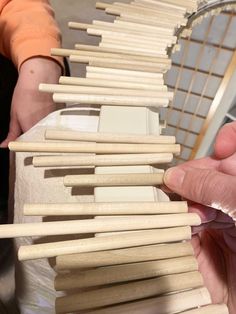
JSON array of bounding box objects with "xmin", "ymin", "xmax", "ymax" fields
[{"xmin": 164, "ymin": 167, "xmax": 186, "ymax": 191}]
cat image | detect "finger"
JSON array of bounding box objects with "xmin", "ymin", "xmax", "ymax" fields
[
  {"xmin": 0, "ymin": 116, "xmax": 22, "ymax": 148},
  {"xmin": 188, "ymin": 203, "xmax": 217, "ymax": 223},
  {"xmin": 164, "ymin": 166, "xmax": 236, "ymax": 220},
  {"xmin": 214, "ymin": 121, "xmax": 236, "ymax": 159}
]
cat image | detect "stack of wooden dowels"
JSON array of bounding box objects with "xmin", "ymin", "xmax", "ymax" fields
[{"xmin": 3, "ymin": 0, "xmax": 229, "ymax": 313}]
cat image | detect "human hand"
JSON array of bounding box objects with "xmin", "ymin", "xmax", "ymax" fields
[
  {"xmin": 164, "ymin": 121, "xmax": 236, "ymax": 312},
  {"xmin": 0, "ymin": 57, "xmax": 62, "ymax": 148}
]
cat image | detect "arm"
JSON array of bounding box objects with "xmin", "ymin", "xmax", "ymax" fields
[{"xmin": 0, "ymin": 0, "xmax": 64, "ymax": 147}]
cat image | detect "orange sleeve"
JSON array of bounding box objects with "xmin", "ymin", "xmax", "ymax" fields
[{"xmin": 0, "ymin": 0, "xmax": 63, "ymax": 70}]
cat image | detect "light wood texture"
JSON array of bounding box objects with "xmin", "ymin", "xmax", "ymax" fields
[
  {"xmin": 84, "ymin": 288, "xmax": 211, "ymax": 314},
  {"xmin": 24, "ymin": 201, "xmax": 188, "ymax": 216},
  {"xmin": 0, "ymin": 214, "xmax": 200, "ymax": 238},
  {"xmin": 59, "ymin": 76, "xmax": 167, "ymax": 91},
  {"xmin": 53, "ymin": 93, "xmax": 170, "ymax": 107},
  {"xmin": 9, "ymin": 141, "xmax": 181, "ymax": 154},
  {"xmin": 32, "ymin": 153, "xmax": 173, "ymax": 167},
  {"xmin": 63, "ymin": 173, "xmax": 166, "ymax": 187},
  {"xmin": 18, "ymin": 227, "xmax": 192, "ymax": 260},
  {"xmin": 178, "ymin": 304, "xmax": 229, "ymax": 314},
  {"xmin": 133, "ymin": 0, "xmax": 188, "ymax": 13},
  {"xmin": 55, "ymin": 255, "xmax": 198, "ymax": 290},
  {"xmin": 74, "ymin": 43, "xmax": 167, "ymax": 58},
  {"xmin": 39, "ymin": 84, "xmax": 173, "ymax": 99},
  {"xmin": 56, "ymin": 242, "xmax": 193, "ymax": 270},
  {"xmin": 55, "ymin": 271, "xmax": 203, "ymax": 313},
  {"xmin": 45, "ymin": 129, "xmax": 175, "ymax": 143}
]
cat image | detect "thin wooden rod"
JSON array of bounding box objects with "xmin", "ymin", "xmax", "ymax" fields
[
  {"xmin": 53, "ymin": 93, "xmax": 170, "ymax": 107},
  {"xmin": 32, "ymin": 153, "xmax": 173, "ymax": 168},
  {"xmin": 55, "ymin": 271, "xmax": 203, "ymax": 313},
  {"xmin": 132, "ymin": 0, "xmax": 187, "ymax": 14},
  {"xmin": 133, "ymin": 0, "xmax": 188, "ymax": 13},
  {"xmin": 85, "ymin": 72, "xmax": 164, "ymax": 84},
  {"xmin": 68, "ymin": 21, "xmax": 175, "ymax": 38},
  {"xmin": 18, "ymin": 226, "xmax": 192, "ymax": 260},
  {"xmin": 0, "ymin": 214, "xmax": 200, "ymax": 238},
  {"xmin": 178, "ymin": 304, "xmax": 229, "ymax": 314},
  {"xmin": 24, "ymin": 201, "xmax": 188, "ymax": 216},
  {"xmin": 55, "ymin": 255, "xmax": 198, "ymax": 291},
  {"xmin": 86, "ymin": 66, "xmax": 164, "ymax": 78},
  {"xmin": 9, "ymin": 142, "xmax": 180, "ymax": 154},
  {"xmin": 74, "ymin": 43, "xmax": 168, "ymax": 58},
  {"xmin": 96, "ymin": 19, "xmax": 176, "ymax": 38},
  {"xmin": 51, "ymin": 48, "xmax": 170, "ymax": 63},
  {"xmin": 39, "ymin": 84, "xmax": 173, "ymax": 99},
  {"xmin": 83, "ymin": 288, "xmax": 211, "ymax": 314},
  {"xmin": 56, "ymin": 241, "xmax": 193, "ymax": 270},
  {"xmin": 69, "ymin": 56, "xmax": 170, "ymax": 73},
  {"xmin": 98, "ymin": 42, "xmax": 167, "ymax": 57},
  {"xmin": 45, "ymin": 130, "xmax": 176, "ymax": 144},
  {"xmin": 64, "ymin": 172, "xmax": 166, "ymax": 187},
  {"xmin": 59, "ymin": 77, "xmax": 167, "ymax": 91}
]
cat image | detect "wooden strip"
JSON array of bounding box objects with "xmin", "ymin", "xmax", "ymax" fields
[
  {"xmin": 59, "ymin": 77, "xmax": 167, "ymax": 91},
  {"xmin": 9, "ymin": 142, "xmax": 180, "ymax": 154},
  {"xmin": 18, "ymin": 227, "xmax": 192, "ymax": 260},
  {"xmin": 39, "ymin": 84, "xmax": 173, "ymax": 99},
  {"xmin": 74, "ymin": 43, "xmax": 168, "ymax": 58},
  {"xmin": 55, "ymin": 271, "xmax": 203, "ymax": 313},
  {"xmin": 70, "ymin": 56, "xmax": 170, "ymax": 73},
  {"xmin": 53, "ymin": 93, "xmax": 170, "ymax": 106},
  {"xmin": 55, "ymin": 255, "xmax": 198, "ymax": 290},
  {"xmin": 24, "ymin": 201, "xmax": 187, "ymax": 216},
  {"xmin": 132, "ymin": 0, "xmax": 187, "ymax": 14},
  {"xmin": 98, "ymin": 42, "xmax": 167, "ymax": 57},
  {"xmin": 83, "ymin": 288, "xmax": 211, "ymax": 314},
  {"xmin": 86, "ymin": 66, "xmax": 164, "ymax": 78},
  {"xmin": 86, "ymin": 72, "xmax": 164, "ymax": 87},
  {"xmin": 0, "ymin": 214, "xmax": 200, "ymax": 238},
  {"xmin": 32, "ymin": 153, "xmax": 173, "ymax": 168},
  {"xmin": 178, "ymin": 304, "xmax": 229, "ymax": 314},
  {"xmin": 63, "ymin": 172, "xmax": 166, "ymax": 187},
  {"xmin": 45, "ymin": 130, "xmax": 175, "ymax": 143},
  {"xmin": 56, "ymin": 242, "xmax": 193, "ymax": 270},
  {"xmin": 52, "ymin": 47, "xmax": 170, "ymax": 63}
]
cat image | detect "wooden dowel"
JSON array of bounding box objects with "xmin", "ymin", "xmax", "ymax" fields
[
  {"xmin": 56, "ymin": 241, "xmax": 193, "ymax": 270},
  {"xmin": 98, "ymin": 42, "xmax": 167, "ymax": 57},
  {"xmin": 52, "ymin": 47, "xmax": 170, "ymax": 63},
  {"xmin": 74, "ymin": 43, "xmax": 167, "ymax": 58},
  {"xmin": 59, "ymin": 77, "xmax": 167, "ymax": 91},
  {"xmin": 70, "ymin": 55, "xmax": 170, "ymax": 73},
  {"xmin": 24, "ymin": 201, "xmax": 187, "ymax": 216},
  {"xmin": 55, "ymin": 271, "xmax": 203, "ymax": 313},
  {"xmin": 86, "ymin": 72, "xmax": 164, "ymax": 84},
  {"xmin": 70, "ymin": 54, "xmax": 168, "ymax": 66},
  {"xmin": 86, "ymin": 66, "xmax": 164, "ymax": 78},
  {"xmin": 39, "ymin": 84, "xmax": 173, "ymax": 99},
  {"xmin": 178, "ymin": 304, "xmax": 229, "ymax": 314},
  {"xmin": 9, "ymin": 141, "xmax": 180, "ymax": 154},
  {"xmin": 133, "ymin": 0, "xmax": 188, "ymax": 13},
  {"xmin": 95, "ymin": 20, "xmax": 176, "ymax": 38},
  {"xmin": 55, "ymin": 255, "xmax": 198, "ymax": 291},
  {"xmin": 0, "ymin": 214, "xmax": 200, "ymax": 238},
  {"xmin": 45, "ymin": 129, "xmax": 176, "ymax": 144},
  {"xmin": 32, "ymin": 153, "xmax": 173, "ymax": 168},
  {"xmin": 18, "ymin": 226, "xmax": 192, "ymax": 260},
  {"xmin": 84, "ymin": 288, "xmax": 211, "ymax": 314},
  {"xmin": 132, "ymin": 0, "xmax": 187, "ymax": 14},
  {"xmin": 53, "ymin": 92, "xmax": 170, "ymax": 106},
  {"xmin": 69, "ymin": 21, "xmax": 175, "ymax": 38},
  {"xmin": 63, "ymin": 172, "xmax": 166, "ymax": 187}
]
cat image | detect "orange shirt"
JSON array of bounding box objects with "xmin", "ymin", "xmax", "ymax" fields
[{"xmin": 0, "ymin": 0, "xmax": 62, "ymax": 70}]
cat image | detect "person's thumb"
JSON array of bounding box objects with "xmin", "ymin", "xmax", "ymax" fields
[
  {"xmin": 0, "ymin": 115, "xmax": 21, "ymax": 148},
  {"xmin": 164, "ymin": 166, "xmax": 236, "ymax": 220}
]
